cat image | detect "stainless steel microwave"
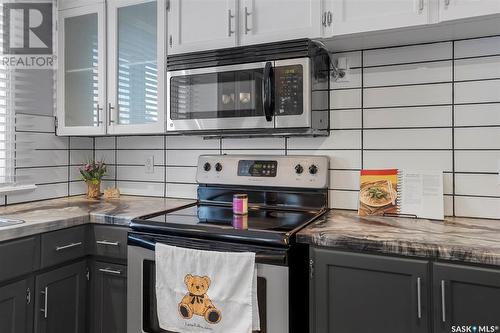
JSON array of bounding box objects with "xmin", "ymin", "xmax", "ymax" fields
[{"xmin": 166, "ymin": 39, "xmax": 330, "ymax": 137}]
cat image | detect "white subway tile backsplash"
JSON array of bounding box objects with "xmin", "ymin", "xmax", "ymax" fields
[
  {"xmin": 329, "ymin": 190, "xmax": 359, "ymax": 210},
  {"xmin": 454, "ymin": 55, "xmax": 500, "ymax": 81},
  {"xmin": 364, "ymin": 61, "xmax": 452, "ymax": 87},
  {"xmin": 455, "ymin": 174, "xmax": 500, "ymax": 197},
  {"xmin": 364, "ymin": 106, "xmax": 451, "ymax": 128},
  {"xmin": 364, "ymin": 151, "xmax": 453, "ymax": 172},
  {"xmin": 166, "ymin": 150, "xmax": 220, "ymax": 166},
  {"xmin": 70, "ymin": 137, "xmax": 93, "ymax": 149},
  {"xmin": 364, "ymin": 83, "xmax": 452, "ymax": 108},
  {"xmin": 455, "ymin": 127, "xmax": 500, "ymax": 149},
  {"xmin": 9, "ymin": 36, "xmax": 499, "ymax": 219},
  {"xmin": 454, "ymin": 36, "xmax": 500, "ymax": 59},
  {"xmin": 330, "ymin": 170, "xmax": 359, "ymax": 190},
  {"xmin": 167, "ymin": 166, "xmax": 197, "ymax": 184},
  {"xmin": 117, "ymin": 181, "xmax": 164, "ymax": 197},
  {"xmin": 117, "ymin": 150, "xmax": 164, "ymax": 166},
  {"xmin": 166, "ymin": 136, "xmax": 219, "ymax": 150},
  {"xmin": 454, "ymin": 104, "xmax": 500, "ymax": 126},
  {"xmin": 331, "ymin": 68, "xmax": 362, "ymax": 90},
  {"xmin": 455, "ymin": 196, "xmax": 500, "ymax": 219},
  {"xmin": 95, "ymin": 137, "xmax": 116, "ymax": 150},
  {"xmin": 364, "ymin": 42, "xmax": 452, "ymax": 67},
  {"xmin": 364, "ymin": 128, "xmax": 452, "ymax": 149},
  {"xmin": 117, "ymin": 165, "xmax": 164, "ymax": 182},
  {"xmin": 455, "ymin": 79, "xmax": 500, "ymax": 104},
  {"xmin": 330, "ymin": 89, "xmax": 361, "ymax": 109},
  {"xmin": 330, "ymin": 109, "xmax": 362, "ymax": 129},
  {"xmin": 222, "ymin": 137, "xmax": 284, "ymax": 150},
  {"xmin": 70, "ymin": 150, "xmax": 94, "ymax": 165},
  {"xmin": 288, "ymin": 130, "xmax": 361, "ymax": 150},
  {"xmin": 455, "ymin": 151, "xmax": 500, "ymax": 173},
  {"xmin": 166, "ymin": 183, "xmax": 197, "ymax": 199},
  {"xmin": 117, "ymin": 136, "xmax": 163, "ymax": 149}
]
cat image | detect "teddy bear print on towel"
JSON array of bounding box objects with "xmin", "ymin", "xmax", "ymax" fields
[
  {"xmin": 179, "ymin": 274, "xmax": 222, "ymax": 324},
  {"xmin": 155, "ymin": 243, "xmax": 260, "ymax": 333}
]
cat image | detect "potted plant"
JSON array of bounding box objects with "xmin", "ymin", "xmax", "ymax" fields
[{"xmin": 79, "ymin": 160, "xmax": 107, "ymax": 199}]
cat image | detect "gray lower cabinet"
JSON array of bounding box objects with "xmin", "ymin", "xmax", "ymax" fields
[
  {"xmin": 0, "ymin": 278, "xmax": 34, "ymax": 333},
  {"xmin": 34, "ymin": 260, "xmax": 88, "ymax": 333},
  {"xmin": 311, "ymin": 248, "xmax": 430, "ymax": 333},
  {"xmin": 90, "ymin": 261, "xmax": 127, "ymax": 333},
  {"xmin": 433, "ymin": 262, "xmax": 500, "ymax": 333}
]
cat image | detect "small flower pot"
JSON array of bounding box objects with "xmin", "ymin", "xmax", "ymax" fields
[{"xmin": 86, "ymin": 181, "xmax": 101, "ymax": 200}]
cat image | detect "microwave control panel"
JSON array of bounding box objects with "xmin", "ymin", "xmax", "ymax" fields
[{"xmin": 275, "ymin": 65, "xmax": 303, "ymax": 116}]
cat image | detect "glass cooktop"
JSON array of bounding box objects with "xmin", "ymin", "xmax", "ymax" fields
[{"xmin": 131, "ymin": 204, "xmax": 323, "ymax": 246}]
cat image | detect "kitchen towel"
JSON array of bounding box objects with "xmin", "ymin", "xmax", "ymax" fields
[{"xmin": 155, "ymin": 243, "xmax": 260, "ymax": 333}]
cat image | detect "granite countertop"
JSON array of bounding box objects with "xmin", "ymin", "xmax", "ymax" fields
[
  {"xmin": 0, "ymin": 195, "xmax": 196, "ymax": 242},
  {"xmin": 297, "ymin": 210, "xmax": 500, "ymax": 267}
]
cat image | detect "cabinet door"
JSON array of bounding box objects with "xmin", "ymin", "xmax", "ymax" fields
[
  {"xmin": 34, "ymin": 261, "xmax": 87, "ymax": 333},
  {"xmin": 439, "ymin": 0, "xmax": 500, "ymax": 22},
  {"xmin": 311, "ymin": 248, "xmax": 430, "ymax": 333},
  {"xmin": 107, "ymin": 0, "xmax": 166, "ymax": 135},
  {"xmin": 91, "ymin": 261, "xmax": 127, "ymax": 333},
  {"xmin": 329, "ymin": 0, "xmax": 430, "ymax": 36},
  {"xmin": 168, "ymin": 0, "xmax": 237, "ymax": 54},
  {"xmin": 433, "ymin": 262, "xmax": 500, "ymax": 333},
  {"xmin": 239, "ymin": 0, "xmax": 322, "ymax": 46},
  {"xmin": 57, "ymin": 4, "xmax": 106, "ymax": 136},
  {"xmin": 0, "ymin": 279, "xmax": 34, "ymax": 333}
]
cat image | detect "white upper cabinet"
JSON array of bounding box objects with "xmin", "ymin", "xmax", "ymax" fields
[
  {"xmin": 167, "ymin": 0, "xmax": 322, "ymax": 54},
  {"xmin": 57, "ymin": 3, "xmax": 107, "ymax": 136},
  {"xmin": 325, "ymin": 0, "xmax": 430, "ymax": 36},
  {"xmin": 239, "ymin": 0, "xmax": 322, "ymax": 46},
  {"xmin": 439, "ymin": 0, "xmax": 500, "ymax": 22},
  {"xmin": 107, "ymin": 0, "xmax": 166, "ymax": 134},
  {"xmin": 57, "ymin": 0, "xmax": 166, "ymax": 136},
  {"xmin": 168, "ymin": 0, "xmax": 237, "ymax": 54}
]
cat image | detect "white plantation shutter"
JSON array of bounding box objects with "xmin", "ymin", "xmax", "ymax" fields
[{"xmin": 0, "ymin": 5, "xmax": 16, "ymax": 185}]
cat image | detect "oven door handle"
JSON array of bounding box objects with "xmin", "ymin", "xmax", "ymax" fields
[
  {"xmin": 128, "ymin": 235, "xmax": 287, "ymax": 264},
  {"xmin": 262, "ymin": 61, "xmax": 274, "ymax": 122}
]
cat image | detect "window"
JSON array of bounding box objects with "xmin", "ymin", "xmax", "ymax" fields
[{"xmin": 0, "ymin": 7, "xmax": 15, "ymax": 186}]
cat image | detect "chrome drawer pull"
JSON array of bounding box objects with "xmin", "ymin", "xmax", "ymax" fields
[
  {"xmin": 55, "ymin": 242, "xmax": 82, "ymax": 251},
  {"xmin": 40, "ymin": 286, "xmax": 48, "ymax": 318},
  {"xmin": 99, "ymin": 268, "xmax": 122, "ymax": 275},
  {"xmin": 417, "ymin": 277, "xmax": 422, "ymax": 319},
  {"xmin": 441, "ymin": 280, "xmax": 446, "ymax": 322},
  {"xmin": 96, "ymin": 240, "xmax": 120, "ymax": 247}
]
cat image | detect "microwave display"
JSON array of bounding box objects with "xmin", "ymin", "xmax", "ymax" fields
[{"xmin": 274, "ymin": 65, "xmax": 304, "ymax": 116}]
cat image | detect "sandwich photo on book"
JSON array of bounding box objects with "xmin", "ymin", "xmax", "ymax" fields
[{"xmin": 358, "ymin": 169, "xmax": 445, "ymax": 220}]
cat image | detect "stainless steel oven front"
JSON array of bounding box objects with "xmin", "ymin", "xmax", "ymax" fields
[
  {"xmin": 166, "ymin": 58, "xmax": 312, "ymax": 133},
  {"xmin": 127, "ymin": 243, "xmax": 289, "ymax": 333}
]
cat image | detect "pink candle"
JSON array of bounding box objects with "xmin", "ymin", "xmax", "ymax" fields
[{"xmin": 233, "ymin": 194, "xmax": 248, "ymax": 215}]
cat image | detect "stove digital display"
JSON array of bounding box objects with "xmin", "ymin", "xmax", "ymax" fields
[{"xmin": 237, "ymin": 160, "xmax": 277, "ymax": 177}]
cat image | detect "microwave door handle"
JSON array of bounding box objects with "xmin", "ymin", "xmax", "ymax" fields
[{"xmin": 262, "ymin": 62, "xmax": 274, "ymax": 122}]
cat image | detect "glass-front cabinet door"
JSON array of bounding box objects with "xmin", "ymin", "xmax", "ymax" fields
[
  {"xmin": 57, "ymin": 3, "xmax": 106, "ymax": 135},
  {"xmin": 107, "ymin": 0, "xmax": 165, "ymax": 134}
]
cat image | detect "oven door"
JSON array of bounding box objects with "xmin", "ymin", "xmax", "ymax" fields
[
  {"xmin": 273, "ymin": 58, "xmax": 311, "ymax": 129},
  {"xmin": 167, "ymin": 61, "xmax": 275, "ymax": 132},
  {"xmin": 127, "ymin": 240, "xmax": 289, "ymax": 333}
]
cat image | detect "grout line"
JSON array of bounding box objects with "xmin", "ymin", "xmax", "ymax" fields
[{"xmin": 360, "ymin": 50, "xmax": 364, "ymax": 169}]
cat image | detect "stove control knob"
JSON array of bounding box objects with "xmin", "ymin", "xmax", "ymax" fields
[
  {"xmin": 309, "ymin": 164, "xmax": 318, "ymax": 175},
  {"xmin": 295, "ymin": 164, "xmax": 304, "ymax": 174},
  {"xmin": 203, "ymin": 162, "xmax": 211, "ymax": 172},
  {"xmin": 215, "ymin": 162, "xmax": 223, "ymax": 172}
]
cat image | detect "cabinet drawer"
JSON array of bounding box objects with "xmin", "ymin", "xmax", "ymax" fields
[
  {"xmin": 0, "ymin": 236, "xmax": 40, "ymax": 283},
  {"xmin": 41, "ymin": 226, "xmax": 87, "ymax": 268},
  {"xmin": 90, "ymin": 225, "xmax": 128, "ymax": 260}
]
